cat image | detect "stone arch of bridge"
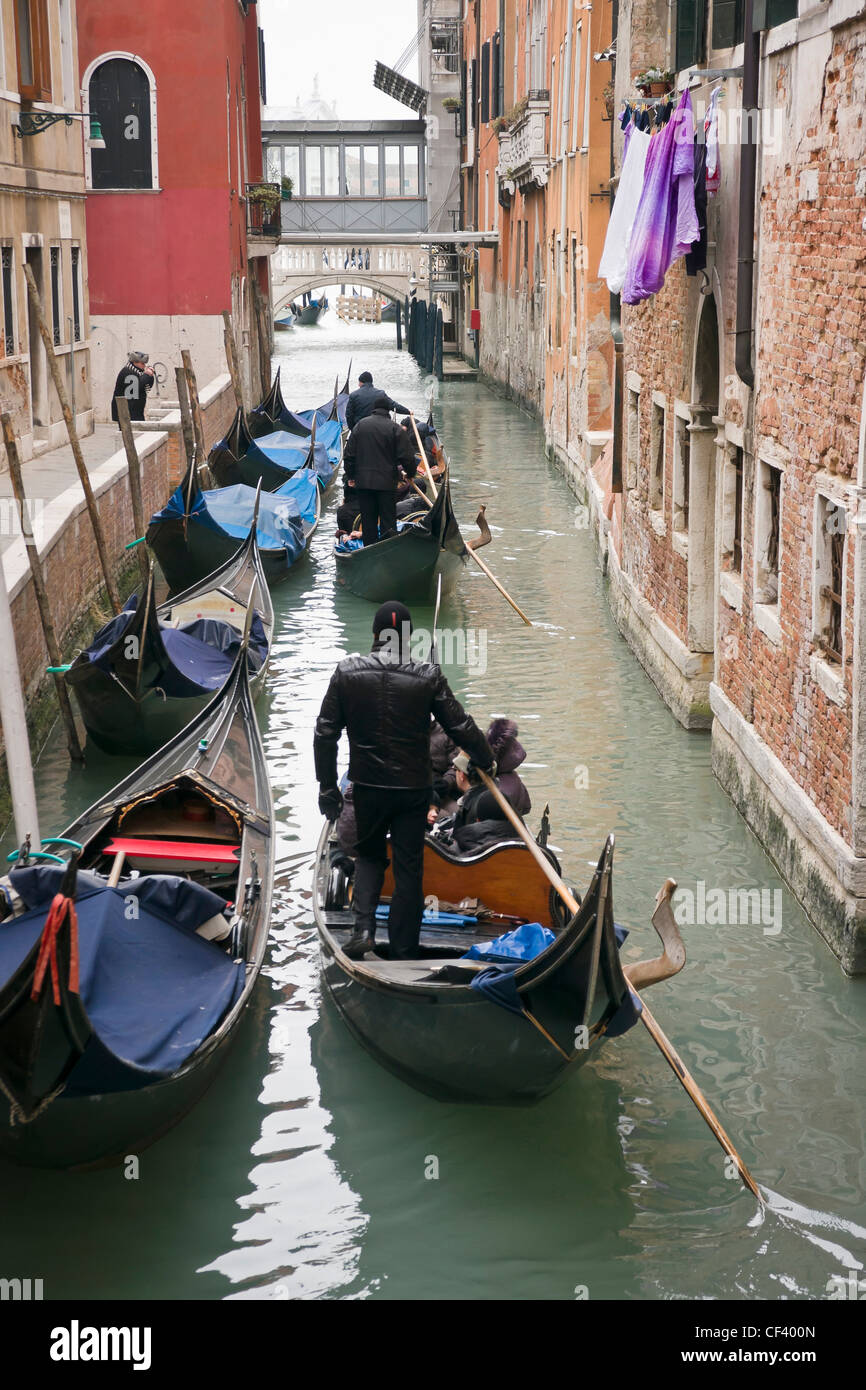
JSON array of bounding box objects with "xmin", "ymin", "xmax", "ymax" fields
[{"xmin": 274, "ymin": 274, "xmax": 407, "ymax": 315}]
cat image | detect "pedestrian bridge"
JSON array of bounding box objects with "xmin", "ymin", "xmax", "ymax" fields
[{"xmin": 271, "ymin": 242, "xmax": 427, "ymax": 314}]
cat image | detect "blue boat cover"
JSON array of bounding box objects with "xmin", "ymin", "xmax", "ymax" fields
[
  {"xmin": 0, "ymin": 868, "xmax": 244, "ymax": 1084},
  {"xmin": 463, "ymin": 922, "xmax": 555, "ymax": 962},
  {"xmin": 247, "ymin": 425, "xmax": 340, "ymax": 486},
  {"xmin": 83, "ymin": 600, "xmax": 268, "ymax": 695},
  {"xmin": 151, "ymin": 473, "xmax": 318, "ymax": 555}
]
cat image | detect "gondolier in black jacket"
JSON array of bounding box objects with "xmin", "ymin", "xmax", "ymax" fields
[
  {"xmin": 344, "ymin": 371, "xmax": 409, "ymax": 430},
  {"xmin": 343, "ymin": 403, "xmax": 418, "ymax": 546},
  {"xmin": 314, "ymin": 601, "xmax": 495, "ymax": 960}
]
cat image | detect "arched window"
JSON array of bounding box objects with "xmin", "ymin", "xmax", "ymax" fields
[{"xmin": 87, "ymin": 56, "xmax": 154, "ymax": 189}]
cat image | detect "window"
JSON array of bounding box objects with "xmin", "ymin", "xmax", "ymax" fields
[
  {"xmin": 626, "ymin": 387, "xmax": 640, "ymax": 491},
  {"xmin": 344, "ymin": 145, "xmax": 362, "ymax": 195},
  {"xmin": 70, "ymin": 245, "xmax": 81, "ymax": 342},
  {"xmin": 1, "ymin": 249, "xmax": 15, "ymax": 357},
  {"xmin": 305, "ymin": 146, "xmax": 322, "ymax": 196},
  {"xmin": 266, "ymin": 147, "xmax": 281, "ymax": 183},
  {"xmin": 15, "ymin": 0, "xmax": 51, "ymax": 101},
  {"xmin": 675, "ymin": 0, "xmax": 707, "ymax": 74},
  {"xmin": 813, "ymin": 495, "xmax": 846, "ymax": 664},
  {"xmin": 402, "ymin": 146, "xmax": 419, "ymax": 196},
  {"xmin": 755, "ymin": 459, "xmax": 782, "ymax": 605},
  {"xmin": 673, "ymin": 412, "xmax": 691, "ymax": 535},
  {"xmin": 571, "ymin": 22, "xmax": 582, "ymax": 153},
  {"xmin": 481, "ymin": 42, "xmax": 490, "ymax": 124},
  {"xmin": 384, "ymin": 146, "xmax": 400, "ymax": 196},
  {"xmin": 363, "ymin": 145, "xmax": 380, "ymax": 196},
  {"xmin": 712, "ymin": 0, "xmax": 743, "ymax": 48},
  {"xmin": 49, "ymin": 246, "xmax": 61, "ymax": 345},
  {"xmin": 283, "ymin": 145, "xmax": 300, "ymax": 189},
  {"xmin": 322, "ymin": 146, "xmax": 339, "ymax": 196},
  {"xmin": 89, "ymin": 58, "xmax": 153, "ymax": 189},
  {"xmin": 492, "ymin": 32, "xmax": 502, "ymax": 120},
  {"xmin": 470, "ymin": 59, "xmax": 477, "ymax": 130},
  {"xmin": 650, "ymin": 400, "xmax": 666, "ymax": 510},
  {"xmin": 722, "ymin": 445, "xmax": 745, "ymax": 574},
  {"xmin": 752, "ymin": 0, "xmax": 797, "ymax": 28}
]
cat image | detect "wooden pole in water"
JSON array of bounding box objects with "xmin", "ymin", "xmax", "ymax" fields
[
  {"xmin": 22, "ymin": 264, "xmax": 121, "ymax": 614},
  {"xmin": 114, "ymin": 397, "xmax": 149, "ymax": 584},
  {"xmin": 221, "ymin": 310, "xmax": 246, "ymax": 416},
  {"xmin": 181, "ymin": 350, "xmax": 206, "ymax": 464},
  {"xmin": 175, "ymin": 366, "xmax": 196, "ymax": 469},
  {"xmin": 1, "ymin": 413, "xmax": 84, "ymax": 764},
  {"xmin": 475, "ymin": 766, "xmax": 762, "ymax": 1203}
]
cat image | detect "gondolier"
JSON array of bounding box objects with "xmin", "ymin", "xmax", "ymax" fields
[
  {"xmin": 344, "ymin": 371, "xmax": 409, "ymax": 430},
  {"xmin": 343, "ymin": 401, "xmax": 418, "ymax": 546},
  {"xmin": 111, "ymin": 351, "xmax": 154, "ymax": 423},
  {"xmin": 314, "ymin": 600, "xmax": 495, "ymax": 960}
]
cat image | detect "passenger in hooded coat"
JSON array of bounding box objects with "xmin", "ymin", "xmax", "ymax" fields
[{"xmin": 484, "ymin": 718, "xmax": 532, "ymax": 816}]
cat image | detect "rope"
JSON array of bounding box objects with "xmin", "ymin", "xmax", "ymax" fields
[{"xmin": 31, "ymin": 893, "xmax": 80, "ymax": 1005}]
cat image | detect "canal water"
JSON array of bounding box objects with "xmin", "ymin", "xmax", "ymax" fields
[{"xmin": 2, "ymin": 315, "xmax": 864, "ymax": 1302}]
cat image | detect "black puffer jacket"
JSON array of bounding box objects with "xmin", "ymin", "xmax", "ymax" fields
[
  {"xmin": 345, "ymin": 385, "xmax": 409, "ymax": 430},
  {"xmin": 344, "ymin": 408, "xmax": 417, "ymax": 491},
  {"xmin": 314, "ymin": 648, "xmax": 493, "ymax": 790}
]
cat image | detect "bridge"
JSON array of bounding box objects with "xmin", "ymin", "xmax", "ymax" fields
[{"xmin": 261, "ymin": 114, "xmax": 497, "ymax": 318}]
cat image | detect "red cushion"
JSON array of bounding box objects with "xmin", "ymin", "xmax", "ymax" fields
[{"xmin": 105, "ymin": 838, "xmax": 240, "ymax": 864}]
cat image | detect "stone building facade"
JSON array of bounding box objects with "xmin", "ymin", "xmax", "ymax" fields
[
  {"xmin": 0, "ymin": 0, "xmax": 93, "ymax": 461},
  {"xmin": 458, "ymin": 0, "xmax": 866, "ymax": 972}
]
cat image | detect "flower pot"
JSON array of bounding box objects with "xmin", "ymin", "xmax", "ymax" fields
[{"xmin": 649, "ymin": 81, "xmax": 671, "ymax": 96}]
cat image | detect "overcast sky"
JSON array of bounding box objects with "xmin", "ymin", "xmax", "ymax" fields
[{"xmin": 258, "ymin": 0, "xmax": 420, "ymax": 119}]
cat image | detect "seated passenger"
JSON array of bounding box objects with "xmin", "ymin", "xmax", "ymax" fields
[
  {"xmin": 486, "ymin": 718, "xmax": 532, "ymax": 816},
  {"xmin": 452, "ymin": 789, "xmax": 513, "ymax": 854}
]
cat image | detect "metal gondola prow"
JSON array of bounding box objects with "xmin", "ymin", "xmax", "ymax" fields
[
  {"xmin": 305, "ymin": 413, "xmax": 318, "ymax": 469},
  {"xmin": 340, "ymin": 358, "xmax": 353, "ymax": 396}
]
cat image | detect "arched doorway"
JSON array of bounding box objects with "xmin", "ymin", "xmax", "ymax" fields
[
  {"xmin": 87, "ymin": 56, "xmax": 154, "ymax": 189},
  {"xmin": 687, "ymin": 295, "xmax": 721, "ymax": 654}
]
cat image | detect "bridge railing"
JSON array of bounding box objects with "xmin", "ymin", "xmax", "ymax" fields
[{"xmin": 272, "ymin": 245, "xmax": 426, "ymax": 281}]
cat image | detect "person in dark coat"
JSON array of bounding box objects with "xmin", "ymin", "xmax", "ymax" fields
[
  {"xmin": 110, "ymin": 351, "xmax": 154, "ymax": 422},
  {"xmin": 486, "ymin": 717, "xmax": 532, "ymax": 816},
  {"xmin": 343, "ymin": 404, "xmax": 418, "ymax": 547},
  {"xmin": 314, "ymin": 600, "xmax": 495, "ymax": 960},
  {"xmin": 452, "ymin": 789, "xmax": 512, "ymax": 854},
  {"xmin": 344, "ymin": 371, "xmax": 410, "ymax": 430}
]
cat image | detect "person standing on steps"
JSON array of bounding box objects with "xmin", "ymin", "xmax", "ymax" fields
[
  {"xmin": 344, "ymin": 370, "xmax": 410, "ymax": 430},
  {"xmin": 111, "ymin": 351, "xmax": 154, "ymax": 423},
  {"xmin": 314, "ymin": 601, "xmax": 495, "ymax": 960}
]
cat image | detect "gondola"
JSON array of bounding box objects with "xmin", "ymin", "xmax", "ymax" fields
[
  {"xmin": 248, "ymin": 365, "xmax": 350, "ymax": 438},
  {"xmin": 0, "ymin": 634, "xmax": 274, "ymax": 1167},
  {"xmin": 274, "ymin": 314, "xmax": 295, "ymax": 330},
  {"xmin": 312, "ymin": 822, "xmax": 674, "ymax": 1103},
  {"xmin": 64, "ymin": 513, "xmax": 274, "ymax": 756},
  {"xmin": 210, "ymin": 413, "xmax": 342, "ymax": 493},
  {"xmin": 296, "ymin": 296, "xmax": 327, "ymax": 325},
  {"xmin": 334, "ymin": 469, "xmax": 480, "ymax": 604},
  {"xmin": 146, "ymin": 458, "xmax": 320, "ymax": 594}
]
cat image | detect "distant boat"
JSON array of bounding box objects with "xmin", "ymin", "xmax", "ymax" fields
[
  {"xmin": 274, "ymin": 313, "xmax": 295, "ymax": 330},
  {"xmin": 296, "ymin": 297, "xmax": 328, "ymax": 326}
]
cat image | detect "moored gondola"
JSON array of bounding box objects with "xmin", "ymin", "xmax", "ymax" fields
[
  {"xmin": 210, "ymin": 414, "xmax": 342, "ymax": 493},
  {"xmin": 146, "ymin": 458, "xmax": 320, "ymax": 594},
  {"xmin": 296, "ymin": 296, "xmax": 327, "ymax": 325},
  {"xmin": 334, "ymin": 469, "xmax": 481, "ymax": 604},
  {"xmin": 65, "ymin": 513, "xmax": 274, "ymax": 756},
  {"xmin": 313, "ymin": 822, "xmax": 682, "ymax": 1103},
  {"xmin": 0, "ymin": 634, "xmax": 274, "ymax": 1168},
  {"xmin": 248, "ymin": 365, "xmax": 350, "ymax": 438}
]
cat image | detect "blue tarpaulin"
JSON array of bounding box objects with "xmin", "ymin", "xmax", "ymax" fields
[
  {"xmin": 83, "ymin": 599, "xmax": 267, "ymax": 695},
  {"xmin": 0, "ymin": 868, "xmax": 244, "ymax": 1084},
  {"xmin": 151, "ymin": 473, "xmax": 318, "ymax": 557},
  {"xmin": 463, "ymin": 922, "xmax": 555, "ymax": 962}
]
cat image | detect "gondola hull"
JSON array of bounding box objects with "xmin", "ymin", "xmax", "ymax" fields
[
  {"xmin": 313, "ymin": 830, "xmax": 639, "ymax": 1104},
  {"xmin": 296, "ymin": 301, "xmax": 326, "ymax": 325},
  {"xmin": 334, "ymin": 477, "xmax": 466, "ymax": 604},
  {"xmin": 149, "ymin": 515, "xmax": 307, "ymax": 593}
]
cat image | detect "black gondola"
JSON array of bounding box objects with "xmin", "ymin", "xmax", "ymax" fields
[
  {"xmin": 248, "ymin": 366, "xmax": 350, "ymax": 438},
  {"xmin": 313, "ymin": 823, "xmax": 681, "ymax": 1103},
  {"xmin": 334, "ymin": 470, "xmax": 482, "ymax": 604},
  {"xmin": 64, "ymin": 515, "xmax": 274, "ymax": 756},
  {"xmin": 146, "ymin": 457, "xmax": 320, "ymax": 595},
  {"xmin": 0, "ymin": 635, "xmax": 274, "ymax": 1168},
  {"xmin": 210, "ymin": 415, "xmax": 342, "ymax": 494}
]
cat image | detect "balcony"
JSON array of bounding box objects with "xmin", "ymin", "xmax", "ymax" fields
[
  {"xmin": 245, "ymin": 183, "xmax": 282, "ymax": 241},
  {"xmin": 496, "ymin": 92, "xmax": 550, "ymax": 193}
]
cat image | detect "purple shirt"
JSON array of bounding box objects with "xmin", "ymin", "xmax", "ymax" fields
[{"xmin": 622, "ymin": 90, "xmax": 700, "ymax": 305}]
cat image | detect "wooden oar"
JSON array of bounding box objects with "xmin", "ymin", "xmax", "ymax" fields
[
  {"xmin": 408, "ymin": 412, "xmax": 439, "ymax": 500},
  {"xmin": 406, "ymin": 479, "xmax": 533, "ymax": 626},
  {"xmin": 475, "ymin": 768, "xmax": 762, "ymax": 1203}
]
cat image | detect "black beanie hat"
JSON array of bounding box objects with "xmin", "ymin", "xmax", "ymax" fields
[
  {"xmin": 372, "ymin": 600, "xmax": 413, "ymax": 636},
  {"xmin": 359, "ymin": 371, "xmax": 373, "ymax": 384}
]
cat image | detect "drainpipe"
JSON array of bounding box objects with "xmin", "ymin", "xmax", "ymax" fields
[
  {"xmin": 609, "ymin": 0, "xmax": 623, "ymax": 493},
  {"xmin": 735, "ymin": 0, "xmax": 760, "ymax": 388}
]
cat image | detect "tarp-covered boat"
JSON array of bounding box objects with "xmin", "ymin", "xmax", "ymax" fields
[
  {"xmin": 248, "ymin": 365, "xmax": 350, "ymax": 437},
  {"xmin": 210, "ymin": 417, "xmax": 342, "ymax": 493},
  {"xmin": 65, "ymin": 515, "xmax": 274, "ymax": 755},
  {"xmin": 0, "ymin": 636, "xmax": 273, "ymax": 1168},
  {"xmin": 147, "ymin": 461, "xmax": 319, "ymax": 594}
]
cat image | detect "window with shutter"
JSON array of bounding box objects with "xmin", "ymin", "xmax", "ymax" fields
[
  {"xmin": 712, "ymin": 0, "xmax": 743, "ymax": 48},
  {"xmin": 89, "ymin": 58, "xmax": 154, "ymax": 190},
  {"xmin": 481, "ymin": 42, "xmax": 490, "ymax": 124},
  {"xmin": 470, "ymin": 58, "xmax": 477, "ymax": 130},
  {"xmin": 492, "ymin": 33, "xmax": 501, "ymax": 119},
  {"xmin": 675, "ymin": 0, "xmax": 707, "ymax": 72},
  {"xmin": 752, "ymin": 0, "xmax": 797, "ymax": 28},
  {"xmin": 14, "ymin": 0, "xmax": 51, "ymax": 102},
  {"xmin": 460, "ymin": 61, "xmax": 467, "ymax": 137}
]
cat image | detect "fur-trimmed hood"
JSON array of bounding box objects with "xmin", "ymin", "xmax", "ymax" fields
[{"xmin": 486, "ymin": 717, "xmax": 526, "ymax": 773}]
